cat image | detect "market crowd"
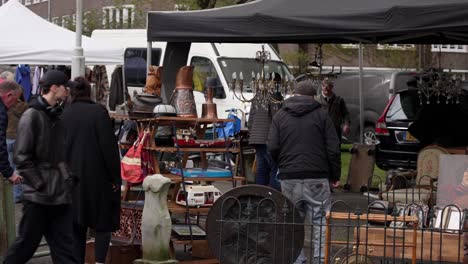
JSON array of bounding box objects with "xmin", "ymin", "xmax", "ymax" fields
[
  {"xmin": 0, "ymin": 70, "xmax": 120, "ymax": 264},
  {"xmin": 0, "ymin": 68, "xmax": 351, "ymax": 264}
]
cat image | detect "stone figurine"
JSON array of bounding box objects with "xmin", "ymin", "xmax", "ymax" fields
[{"xmin": 134, "ymin": 174, "xmax": 177, "ymax": 264}]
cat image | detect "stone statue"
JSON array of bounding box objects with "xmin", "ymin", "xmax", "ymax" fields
[{"xmin": 134, "ymin": 174, "xmax": 177, "ymax": 264}]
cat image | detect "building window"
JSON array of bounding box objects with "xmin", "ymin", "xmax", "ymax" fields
[
  {"xmin": 175, "ymin": 4, "xmax": 190, "ymax": 11},
  {"xmin": 432, "ymin": 44, "xmax": 467, "ymax": 53},
  {"xmin": 32, "ymin": 0, "xmax": 40, "ymax": 4},
  {"xmin": 52, "ymin": 17, "xmax": 61, "ymax": 26},
  {"xmin": 102, "ymin": 5, "xmax": 135, "ymax": 29},
  {"xmin": 42, "ymin": 0, "xmax": 48, "ymax": 2},
  {"xmin": 377, "ymin": 44, "xmax": 415, "ymax": 50},
  {"xmin": 341, "ymin": 44, "xmax": 359, "ymax": 49},
  {"xmin": 24, "ymin": 0, "xmax": 31, "ymax": 5}
]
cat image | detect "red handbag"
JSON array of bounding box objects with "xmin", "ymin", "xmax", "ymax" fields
[{"xmin": 121, "ymin": 130, "xmax": 152, "ymax": 183}]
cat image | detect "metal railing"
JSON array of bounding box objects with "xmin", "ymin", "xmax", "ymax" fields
[{"xmin": 211, "ymin": 182, "xmax": 467, "ymax": 264}]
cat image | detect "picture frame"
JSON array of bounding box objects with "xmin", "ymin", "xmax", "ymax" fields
[
  {"xmin": 433, "ymin": 207, "xmax": 450, "ymax": 230},
  {"xmin": 445, "ymin": 207, "xmax": 463, "ymax": 233},
  {"xmin": 171, "ymin": 224, "xmax": 206, "ymax": 240},
  {"xmin": 436, "ymin": 155, "xmax": 468, "ymax": 210}
]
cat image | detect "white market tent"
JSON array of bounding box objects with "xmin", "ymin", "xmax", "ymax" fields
[{"xmin": 0, "ymin": 0, "xmax": 123, "ymax": 65}]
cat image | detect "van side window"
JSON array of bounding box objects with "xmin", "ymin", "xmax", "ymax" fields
[
  {"xmin": 124, "ymin": 48, "xmax": 162, "ymax": 87},
  {"xmin": 190, "ymin": 56, "xmax": 225, "ymax": 99}
]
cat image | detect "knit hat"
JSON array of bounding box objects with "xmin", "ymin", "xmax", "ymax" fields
[{"xmin": 294, "ymin": 80, "xmax": 317, "ymax": 96}]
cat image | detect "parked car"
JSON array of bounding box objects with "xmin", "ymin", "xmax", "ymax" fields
[
  {"xmin": 375, "ymin": 84, "xmax": 468, "ymax": 170},
  {"xmin": 296, "ymin": 70, "xmax": 416, "ymax": 143},
  {"xmin": 375, "ymin": 89, "xmax": 423, "ymax": 170}
]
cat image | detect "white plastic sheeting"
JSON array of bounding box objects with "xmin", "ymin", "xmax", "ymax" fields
[{"xmin": 0, "ymin": 0, "xmax": 123, "ymax": 65}]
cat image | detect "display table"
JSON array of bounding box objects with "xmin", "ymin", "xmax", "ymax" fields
[{"xmin": 325, "ymin": 212, "xmax": 419, "ymax": 264}]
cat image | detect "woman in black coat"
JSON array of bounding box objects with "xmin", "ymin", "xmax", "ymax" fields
[{"xmin": 62, "ymin": 77, "xmax": 121, "ymax": 264}]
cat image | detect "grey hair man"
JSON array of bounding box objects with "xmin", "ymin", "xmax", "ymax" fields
[
  {"xmin": 315, "ymin": 78, "xmax": 350, "ymax": 142},
  {"xmin": 0, "ymin": 80, "xmax": 23, "ymax": 184}
]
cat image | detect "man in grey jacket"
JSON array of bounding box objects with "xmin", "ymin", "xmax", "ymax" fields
[{"xmin": 268, "ymin": 80, "xmax": 341, "ymax": 264}]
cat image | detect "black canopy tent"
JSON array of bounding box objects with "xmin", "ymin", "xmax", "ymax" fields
[
  {"xmin": 147, "ymin": 0, "xmax": 468, "ymax": 44},
  {"xmin": 146, "ymin": 0, "xmax": 468, "ymax": 143}
]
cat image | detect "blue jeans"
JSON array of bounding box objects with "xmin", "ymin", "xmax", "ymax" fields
[
  {"xmin": 281, "ymin": 178, "xmax": 331, "ymax": 264},
  {"xmin": 254, "ymin": 144, "xmax": 281, "ymax": 191},
  {"xmin": 7, "ymin": 139, "xmax": 22, "ymax": 203}
]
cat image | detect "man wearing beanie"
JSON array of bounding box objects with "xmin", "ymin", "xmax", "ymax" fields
[
  {"xmin": 4, "ymin": 70, "xmax": 78, "ymax": 264},
  {"xmin": 267, "ymin": 80, "xmax": 341, "ymax": 264}
]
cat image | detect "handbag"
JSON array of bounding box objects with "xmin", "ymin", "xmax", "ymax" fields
[{"xmin": 121, "ymin": 129, "xmax": 151, "ymax": 183}]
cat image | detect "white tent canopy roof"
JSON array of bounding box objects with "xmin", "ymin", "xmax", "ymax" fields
[{"xmin": 0, "ymin": 0, "xmax": 123, "ymax": 65}]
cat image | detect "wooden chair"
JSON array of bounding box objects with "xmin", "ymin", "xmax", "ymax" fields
[{"xmin": 380, "ymin": 145, "xmax": 449, "ymax": 206}]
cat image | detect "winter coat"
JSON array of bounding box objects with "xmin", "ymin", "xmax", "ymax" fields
[
  {"xmin": 6, "ymin": 101, "xmax": 28, "ymax": 139},
  {"xmin": 248, "ymin": 97, "xmax": 282, "ymax": 145},
  {"xmin": 0, "ymin": 100, "xmax": 13, "ymax": 178},
  {"xmin": 267, "ymin": 96, "xmax": 341, "ymax": 182},
  {"xmin": 314, "ymin": 93, "xmax": 350, "ymax": 130},
  {"xmin": 62, "ymin": 99, "xmax": 121, "ymax": 231},
  {"xmin": 15, "ymin": 96, "xmax": 76, "ymax": 205},
  {"xmin": 108, "ymin": 66, "xmax": 124, "ymax": 111}
]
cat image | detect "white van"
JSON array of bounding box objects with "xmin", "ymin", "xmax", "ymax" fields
[{"xmin": 91, "ymin": 29, "xmax": 293, "ymax": 119}]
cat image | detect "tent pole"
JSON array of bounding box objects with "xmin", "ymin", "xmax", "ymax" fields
[
  {"xmin": 47, "ymin": 0, "xmax": 51, "ymax": 21},
  {"xmin": 147, "ymin": 41, "xmax": 152, "ymax": 75},
  {"xmin": 358, "ymin": 43, "xmax": 364, "ymax": 144},
  {"xmin": 71, "ymin": 0, "xmax": 84, "ymax": 79}
]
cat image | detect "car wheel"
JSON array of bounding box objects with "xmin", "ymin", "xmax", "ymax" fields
[{"xmin": 364, "ymin": 126, "xmax": 378, "ymax": 145}]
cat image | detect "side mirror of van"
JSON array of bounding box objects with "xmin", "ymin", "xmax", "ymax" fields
[
  {"xmin": 213, "ymin": 85, "xmax": 226, "ymax": 99},
  {"xmin": 206, "ymin": 77, "xmax": 226, "ymax": 99}
]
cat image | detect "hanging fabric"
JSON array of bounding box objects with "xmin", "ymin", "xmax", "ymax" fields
[
  {"xmin": 32, "ymin": 66, "xmax": 41, "ymax": 95},
  {"xmin": 15, "ymin": 64, "xmax": 32, "ymax": 101},
  {"xmin": 92, "ymin": 65, "xmax": 109, "ymax": 107}
]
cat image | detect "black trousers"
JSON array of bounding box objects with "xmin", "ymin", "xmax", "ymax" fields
[
  {"xmin": 4, "ymin": 201, "xmax": 77, "ymax": 264},
  {"xmin": 73, "ymin": 224, "xmax": 111, "ymax": 263}
]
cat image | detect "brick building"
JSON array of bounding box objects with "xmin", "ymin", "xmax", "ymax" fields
[{"xmin": 0, "ymin": 0, "xmax": 174, "ymax": 33}]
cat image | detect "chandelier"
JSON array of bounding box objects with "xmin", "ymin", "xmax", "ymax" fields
[
  {"xmin": 303, "ymin": 44, "xmax": 342, "ymax": 91},
  {"xmin": 230, "ymin": 45, "xmax": 295, "ymax": 109},
  {"xmin": 417, "ymin": 69, "xmax": 463, "ymax": 105}
]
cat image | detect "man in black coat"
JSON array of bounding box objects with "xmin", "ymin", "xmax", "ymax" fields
[
  {"xmin": 4, "ymin": 70, "xmax": 78, "ymax": 264},
  {"xmin": 314, "ymin": 78, "xmax": 350, "ymax": 143},
  {"xmin": 267, "ymin": 80, "xmax": 341, "ymax": 264}
]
